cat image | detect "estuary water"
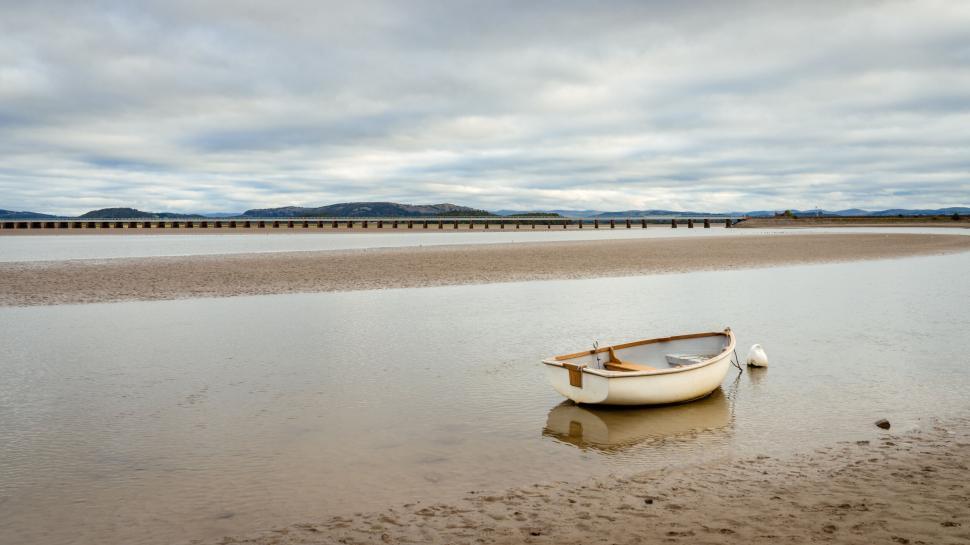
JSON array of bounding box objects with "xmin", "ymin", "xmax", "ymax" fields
[
  {"xmin": 0, "ymin": 226, "xmax": 965, "ymax": 262},
  {"xmin": 1, "ymin": 252, "xmax": 969, "ymax": 544}
]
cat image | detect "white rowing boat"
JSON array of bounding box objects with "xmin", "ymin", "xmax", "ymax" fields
[{"xmin": 541, "ymin": 328, "xmax": 736, "ymax": 406}]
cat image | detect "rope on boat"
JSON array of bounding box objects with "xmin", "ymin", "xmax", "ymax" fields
[{"xmin": 731, "ymin": 348, "xmax": 744, "ymax": 373}]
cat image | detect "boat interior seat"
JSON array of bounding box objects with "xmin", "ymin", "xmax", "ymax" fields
[
  {"xmin": 604, "ymin": 346, "xmax": 658, "ymax": 372},
  {"xmin": 604, "ymin": 361, "xmax": 657, "ymax": 372}
]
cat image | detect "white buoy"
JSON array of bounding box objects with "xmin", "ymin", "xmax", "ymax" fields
[{"xmin": 746, "ymin": 344, "xmax": 768, "ymax": 367}]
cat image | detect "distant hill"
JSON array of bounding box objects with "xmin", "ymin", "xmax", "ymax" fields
[
  {"xmin": 592, "ymin": 209, "xmax": 731, "ymax": 218},
  {"xmin": 494, "ymin": 209, "xmax": 602, "ymax": 217},
  {"xmin": 242, "ymin": 202, "xmax": 494, "ymax": 218},
  {"xmin": 5, "ymin": 204, "xmax": 967, "ymax": 220},
  {"xmin": 501, "ymin": 212, "xmax": 563, "ymax": 218},
  {"xmin": 0, "ymin": 209, "xmax": 56, "ymax": 219},
  {"xmin": 79, "ymin": 208, "xmax": 205, "ymax": 219},
  {"xmin": 867, "ymin": 207, "xmax": 970, "ymax": 216},
  {"xmin": 742, "ymin": 207, "xmax": 970, "ymax": 218}
]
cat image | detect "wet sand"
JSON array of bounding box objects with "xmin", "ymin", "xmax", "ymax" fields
[
  {"xmin": 213, "ymin": 418, "xmax": 970, "ymax": 545},
  {"xmin": 2, "ymin": 233, "xmax": 969, "ymax": 306},
  {"xmin": 737, "ymin": 217, "xmax": 970, "ymax": 228}
]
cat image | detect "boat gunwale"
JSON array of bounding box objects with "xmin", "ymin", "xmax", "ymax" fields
[{"xmin": 541, "ymin": 329, "xmax": 735, "ymax": 378}]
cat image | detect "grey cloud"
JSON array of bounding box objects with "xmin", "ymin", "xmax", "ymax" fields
[{"xmin": 0, "ymin": 0, "xmax": 967, "ymax": 214}]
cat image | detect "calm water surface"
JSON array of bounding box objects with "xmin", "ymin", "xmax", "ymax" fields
[
  {"xmin": 0, "ymin": 226, "xmax": 965, "ymax": 262},
  {"xmin": 1, "ymin": 252, "xmax": 969, "ymax": 544}
]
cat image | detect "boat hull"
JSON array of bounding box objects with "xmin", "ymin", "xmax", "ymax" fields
[
  {"xmin": 544, "ymin": 354, "xmax": 731, "ymax": 405},
  {"xmin": 542, "ymin": 329, "xmax": 735, "ymax": 406}
]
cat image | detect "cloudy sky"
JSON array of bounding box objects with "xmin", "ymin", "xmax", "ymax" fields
[{"xmin": 1, "ymin": 0, "xmax": 968, "ymax": 214}]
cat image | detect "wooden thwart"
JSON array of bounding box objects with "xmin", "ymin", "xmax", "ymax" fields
[{"xmin": 604, "ymin": 346, "xmax": 657, "ymax": 372}]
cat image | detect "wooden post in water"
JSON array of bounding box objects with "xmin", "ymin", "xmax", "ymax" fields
[
  {"xmin": 703, "ymin": 218, "xmax": 710, "ymax": 228},
  {"xmin": 407, "ymin": 220, "xmax": 413, "ymax": 229},
  {"xmin": 641, "ymin": 219, "xmax": 647, "ymax": 229},
  {"xmin": 594, "ymin": 219, "xmax": 599, "ymax": 229},
  {"xmin": 438, "ymin": 220, "xmax": 443, "ymax": 229},
  {"xmin": 362, "ymin": 220, "xmax": 368, "ymax": 228},
  {"xmin": 610, "ymin": 219, "xmax": 615, "ymax": 229},
  {"xmin": 671, "ymin": 219, "xmax": 677, "ymax": 228},
  {"xmin": 725, "ymin": 218, "xmax": 732, "ymax": 228},
  {"xmin": 393, "ymin": 220, "xmax": 398, "ymax": 228},
  {"xmin": 688, "ymin": 219, "xmax": 694, "ymax": 228},
  {"xmin": 377, "ymin": 220, "xmax": 383, "ymax": 228},
  {"xmin": 625, "ymin": 219, "xmax": 631, "ymax": 228}
]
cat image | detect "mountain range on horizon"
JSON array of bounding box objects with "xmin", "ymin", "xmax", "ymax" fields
[{"xmin": 1, "ymin": 203, "xmax": 968, "ymax": 220}]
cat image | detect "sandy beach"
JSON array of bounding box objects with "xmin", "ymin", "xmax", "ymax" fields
[
  {"xmin": 1, "ymin": 232, "xmax": 968, "ymax": 307},
  {"xmin": 210, "ymin": 417, "xmax": 969, "ymax": 545}
]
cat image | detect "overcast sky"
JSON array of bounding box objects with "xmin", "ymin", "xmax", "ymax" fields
[{"xmin": 1, "ymin": 0, "xmax": 968, "ymax": 214}]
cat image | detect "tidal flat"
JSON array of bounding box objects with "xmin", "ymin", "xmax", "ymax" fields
[{"xmin": 1, "ymin": 251, "xmax": 969, "ymax": 544}]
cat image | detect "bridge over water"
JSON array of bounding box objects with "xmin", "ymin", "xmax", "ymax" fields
[{"xmin": 1, "ymin": 216, "xmax": 742, "ymax": 231}]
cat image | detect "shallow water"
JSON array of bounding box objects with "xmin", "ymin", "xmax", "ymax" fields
[
  {"xmin": 1, "ymin": 252, "xmax": 969, "ymax": 545},
  {"xmin": 0, "ymin": 226, "xmax": 965, "ymax": 262}
]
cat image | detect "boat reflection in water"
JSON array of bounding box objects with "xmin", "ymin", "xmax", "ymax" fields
[{"xmin": 542, "ymin": 388, "xmax": 731, "ymax": 453}]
